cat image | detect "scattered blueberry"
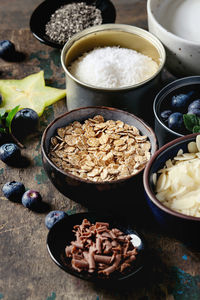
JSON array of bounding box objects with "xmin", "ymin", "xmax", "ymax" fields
[
  {"xmin": 22, "ymin": 189, "xmax": 42, "ymax": 211},
  {"xmin": 0, "ymin": 143, "xmax": 21, "ymax": 165},
  {"xmin": 0, "ymin": 94, "xmax": 2, "ymax": 105},
  {"xmin": 168, "ymin": 112, "xmax": 184, "ymax": 131},
  {"xmin": 160, "ymin": 110, "xmax": 172, "ymax": 122},
  {"xmin": 45, "ymin": 210, "xmax": 67, "ymax": 229},
  {"xmin": 12, "ymin": 108, "xmax": 39, "ymax": 139},
  {"xmin": 2, "ymin": 181, "xmax": 25, "ymax": 202},
  {"xmin": 171, "ymin": 91, "xmax": 194, "ymax": 111},
  {"xmin": 0, "ymin": 40, "xmax": 15, "ymax": 60}
]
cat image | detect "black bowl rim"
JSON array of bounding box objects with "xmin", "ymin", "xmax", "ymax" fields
[
  {"xmin": 46, "ymin": 212, "xmax": 146, "ymax": 282},
  {"xmin": 153, "ymin": 75, "xmax": 200, "ymax": 138},
  {"xmin": 143, "ymin": 132, "xmax": 200, "ymax": 222},
  {"xmin": 30, "ymin": 0, "xmax": 116, "ymax": 49},
  {"xmin": 41, "ymin": 105, "xmax": 158, "ymax": 185}
]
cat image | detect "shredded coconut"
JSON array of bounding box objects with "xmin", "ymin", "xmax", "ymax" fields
[{"xmin": 68, "ymin": 46, "xmax": 159, "ymax": 88}]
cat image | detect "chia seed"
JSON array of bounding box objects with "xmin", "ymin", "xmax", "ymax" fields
[{"xmin": 45, "ymin": 2, "xmax": 102, "ymax": 45}]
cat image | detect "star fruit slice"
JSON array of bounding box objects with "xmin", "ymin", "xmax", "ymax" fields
[{"xmin": 0, "ymin": 70, "xmax": 66, "ymax": 116}]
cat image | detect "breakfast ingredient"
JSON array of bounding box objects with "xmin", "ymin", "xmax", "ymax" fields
[
  {"xmin": 69, "ymin": 47, "xmax": 159, "ymax": 88},
  {"xmin": 45, "ymin": 210, "xmax": 67, "ymax": 229},
  {"xmin": 188, "ymin": 99, "xmax": 200, "ymax": 111},
  {"xmin": 11, "ymin": 108, "xmax": 39, "ymax": 139},
  {"xmin": 49, "ymin": 115, "xmax": 151, "ymax": 182},
  {"xmin": 0, "ymin": 143, "xmax": 21, "ymax": 165},
  {"xmin": 188, "ymin": 99, "xmax": 200, "ymax": 117},
  {"xmin": 2, "ymin": 181, "xmax": 25, "ymax": 202},
  {"xmin": 168, "ymin": 112, "xmax": 184, "ymax": 131},
  {"xmin": 188, "ymin": 108, "xmax": 200, "ymax": 118},
  {"xmin": 22, "ymin": 189, "xmax": 42, "ymax": 211},
  {"xmin": 171, "ymin": 91, "xmax": 193, "ymax": 112},
  {"xmin": 0, "ymin": 40, "xmax": 15, "ymax": 60},
  {"xmin": 65, "ymin": 219, "xmax": 138, "ymax": 275},
  {"xmin": 154, "ymin": 135, "xmax": 200, "ymax": 217},
  {"xmin": 0, "ymin": 71, "xmax": 66, "ymax": 116},
  {"xmin": 160, "ymin": 90, "xmax": 200, "ymax": 134},
  {"xmin": 1, "ymin": 178, "xmax": 45, "ymax": 212},
  {"xmin": 160, "ymin": 110, "xmax": 172, "ymax": 122},
  {"xmin": 0, "ymin": 105, "xmax": 25, "ymax": 148},
  {"xmin": 45, "ymin": 2, "xmax": 102, "ymax": 45}
]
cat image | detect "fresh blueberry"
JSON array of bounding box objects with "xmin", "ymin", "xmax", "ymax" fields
[
  {"xmin": 12, "ymin": 108, "xmax": 39, "ymax": 139},
  {"xmin": 188, "ymin": 99, "xmax": 200, "ymax": 112},
  {"xmin": 0, "ymin": 143, "xmax": 21, "ymax": 165},
  {"xmin": 171, "ymin": 91, "xmax": 194, "ymax": 111},
  {"xmin": 2, "ymin": 181, "xmax": 25, "ymax": 202},
  {"xmin": 187, "ymin": 108, "xmax": 200, "ymax": 118},
  {"xmin": 0, "ymin": 94, "xmax": 2, "ymax": 105},
  {"xmin": 0, "ymin": 40, "xmax": 15, "ymax": 60},
  {"xmin": 45, "ymin": 210, "xmax": 67, "ymax": 229},
  {"xmin": 22, "ymin": 190, "xmax": 42, "ymax": 211},
  {"xmin": 168, "ymin": 112, "xmax": 184, "ymax": 132},
  {"xmin": 160, "ymin": 110, "xmax": 172, "ymax": 122}
]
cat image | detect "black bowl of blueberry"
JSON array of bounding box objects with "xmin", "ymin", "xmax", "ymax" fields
[{"xmin": 153, "ymin": 76, "xmax": 200, "ymax": 147}]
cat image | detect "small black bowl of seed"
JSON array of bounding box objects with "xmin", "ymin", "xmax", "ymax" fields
[{"xmin": 30, "ymin": 0, "xmax": 116, "ymax": 49}]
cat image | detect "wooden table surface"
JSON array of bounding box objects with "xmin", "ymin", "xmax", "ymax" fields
[{"xmin": 0, "ymin": 1, "xmax": 200, "ymax": 300}]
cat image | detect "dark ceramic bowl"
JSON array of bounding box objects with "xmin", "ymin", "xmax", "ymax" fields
[
  {"xmin": 47, "ymin": 212, "xmax": 146, "ymax": 282},
  {"xmin": 143, "ymin": 133, "xmax": 200, "ymax": 247},
  {"xmin": 30, "ymin": 0, "xmax": 116, "ymax": 49},
  {"xmin": 153, "ymin": 76, "xmax": 200, "ymax": 147},
  {"xmin": 41, "ymin": 106, "xmax": 157, "ymax": 211}
]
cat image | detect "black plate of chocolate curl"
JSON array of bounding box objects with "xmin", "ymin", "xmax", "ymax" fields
[
  {"xmin": 30, "ymin": 0, "xmax": 116, "ymax": 49},
  {"xmin": 47, "ymin": 212, "xmax": 146, "ymax": 282}
]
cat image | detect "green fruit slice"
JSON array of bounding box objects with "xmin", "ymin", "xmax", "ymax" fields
[{"xmin": 0, "ymin": 71, "xmax": 66, "ymax": 116}]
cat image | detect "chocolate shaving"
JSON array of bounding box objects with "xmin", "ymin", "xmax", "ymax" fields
[
  {"xmin": 94, "ymin": 255, "xmax": 112, "ymax": 264},
  {"xmin": 96, "ymin": 237, "xmax": 102, "ymax": 254},
  {"xmin": 65, "ymin": 219, "xmax": 138, "ymax": 276},
  {"xmin": 71, "ymin": 241, "xmax": 84, "ymax": 249},
  {"xmin": 96, "ymin": 222, "xmax": 109, "ymax": 227}
]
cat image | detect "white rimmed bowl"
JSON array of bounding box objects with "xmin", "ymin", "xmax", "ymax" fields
[{"xmin": 147, "ymin": 0, "xmax": 200, "ymax": 77}]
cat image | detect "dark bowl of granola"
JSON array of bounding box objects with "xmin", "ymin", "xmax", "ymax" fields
[{"xmin": 41, "ymin": 106, "xmax": 157, "ymax": 212}]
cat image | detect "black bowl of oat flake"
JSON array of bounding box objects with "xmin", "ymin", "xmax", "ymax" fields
[{"xmin": 30, "ymin": 0, "xmax": 116, "ymax": 48}]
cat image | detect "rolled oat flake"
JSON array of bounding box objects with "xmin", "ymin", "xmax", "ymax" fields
[{"xmin": 45, "ymin": 2, "xmax": 102, "ymax": 45}]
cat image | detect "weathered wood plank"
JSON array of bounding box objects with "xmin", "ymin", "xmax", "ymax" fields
[{"xmin": 0, "ymin": 2, "xmax": 200, "ymax": 299}]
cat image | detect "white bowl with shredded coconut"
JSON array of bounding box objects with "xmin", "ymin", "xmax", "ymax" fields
[{"xmin": 61, "ymin": 24, "xmax": 165, "ymax": 120}]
